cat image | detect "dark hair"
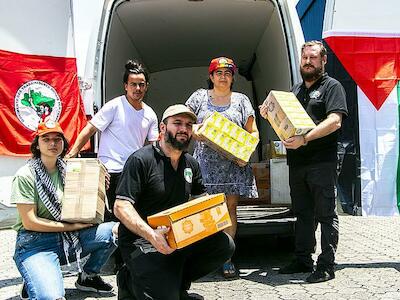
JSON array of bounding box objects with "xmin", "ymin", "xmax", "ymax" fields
[
  {"xmin": 123, "ymin": 60, "xmax": 150, "ymax": 84},
  {"xmin": 301, "ymin": 40, "xmax": 327, "ymax": 57},
  {"xmin": 207, "ymin": 71, "xmax": 235, "ymax": 90},
  {"xmin": 30, "ymin": 134, "xmax": 69, "ymax": 158}
]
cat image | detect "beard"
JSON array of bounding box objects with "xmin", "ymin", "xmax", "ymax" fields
[
  {"xmin": 165, "ymin": 130, "xmax": 191, "ymax": 151},
  {"xmin": 300, "ymin": 64, "xmax": 324, "ymax": 82}
]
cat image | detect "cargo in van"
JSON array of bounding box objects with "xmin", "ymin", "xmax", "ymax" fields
[{"xmin": 97, "ymin": 0, "xmax": 304, "ymax": 235}]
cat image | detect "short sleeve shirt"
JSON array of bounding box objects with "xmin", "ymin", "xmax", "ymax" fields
[
  {"xmin": 185, "ymin": 89, "xmax": 258, "ymax": 198},
  {"xmin": 10, "ymin": 165, "xmax": 63, "ymax": 231},
  {"xmin": 90, "ymin": 96, "xmax": 159, "ymax": 173},
  {"xmin": 116, "ymin": 142, "xmax": 207, "ymax": 245},
  {"xmin": 287, "ymin": 73, "xmax": 348, "ymax": 166},
  {"xmin": 186, "ymin": 89, "xmax": 255, "ymax": 126}
]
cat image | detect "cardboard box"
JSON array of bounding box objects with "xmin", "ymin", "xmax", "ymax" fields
[
  {"xmin": 251, "ymin": 162, "xmax": 270, "ymax": 190},
  {"xmin": 270, "ymin": 140, "xmax": 286, "ymax": 158},
  {"xmin": 195, "ymin": 111, "xmax": 259, "ymax": 165},
  {"xmin": 262, "ymin": 90, "xmax": 316, "ymax": 141},
  {"xmin": 61, "ymin": 158, "xmax": 106, "ymax": 224},
  {"xmin": 250, "ymin": 162, "xmax": 270, "ymax": 204},
  {"xmin": 270, "ymin": 158, "xmax": 291, "ymax": 204},
  {"xmin": 147, "ymin": 193, "xmax": 231, "ymax": 249}
]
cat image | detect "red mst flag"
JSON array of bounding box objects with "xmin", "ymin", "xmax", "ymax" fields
[{"xmin": 0, "ymin": 49, "xmax": 87, "ymax": 156}]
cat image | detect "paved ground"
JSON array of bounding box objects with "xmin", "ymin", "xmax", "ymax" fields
[{"xmin": 1, "ymin": 215, "xmax": 400, "ymax": 299}]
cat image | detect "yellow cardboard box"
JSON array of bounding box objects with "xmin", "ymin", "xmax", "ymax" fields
[
  {"xmin": 262, "ymin": 90, "xmax": 316, "ymax": 141},
  {"xmin": 147, "ymin": 193, "xmax": 231, "ymax": 249},
  {"xmin": 61, "ymin": 158, "xmax": 106, "ymax": 224},
  {"xmin": 195, "ymin": 111, "xmax": 259, "ymax": 165}
]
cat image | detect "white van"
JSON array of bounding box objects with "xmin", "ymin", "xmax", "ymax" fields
[{"xmin": 0, "ymin": 0, "xmax": 304, "ymax": 233}]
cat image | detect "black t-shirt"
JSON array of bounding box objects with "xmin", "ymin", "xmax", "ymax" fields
[
  {"xmin": 116, "ymin": 142, "xmax": 207, "ymax": 245},
  {"xmin": 287, "ymin": 73, "xmax": 348, "ymax": 166}
]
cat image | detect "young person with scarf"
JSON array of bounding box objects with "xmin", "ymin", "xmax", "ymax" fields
[{"xmin": 11, "ymin": 121, "xmax": 117, "ymax": 299}]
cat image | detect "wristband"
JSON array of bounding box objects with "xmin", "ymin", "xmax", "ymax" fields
[{"xmin": 302, "ymin": 135, "xmax": 308, "ymax": 146}]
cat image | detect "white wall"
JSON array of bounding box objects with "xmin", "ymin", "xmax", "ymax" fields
[
  {"xmin": 0, "ymin": 156, "xmax": 27, "ymax": 206},
  {"xmin": 327, "ymin": 0, "xmax": 400, "ymax": 32},
  {"xmin": 0, "ymin": 0, "xmax": 75, "ymax": 57}
]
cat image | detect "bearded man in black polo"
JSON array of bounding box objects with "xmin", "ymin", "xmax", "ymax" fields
[
  {"xmin": 260, "ymin": 40, "xmax": 347, "ymax": 283},
  {"xmin": 114, "ymin": 104, "xmax": 235, "ymax": 299}
]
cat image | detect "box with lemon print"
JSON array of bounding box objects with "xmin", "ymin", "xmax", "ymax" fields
[
  {"xmin": 195, "ymin": 111, "xmax": 259, "ymax": 165},
  {"xmin": 147, "ymin": 193, "xmax": 231, "ymax": 249},
  {"xmin": 262, "ymin": 90, "xmax": 316, "ymax": 141}
]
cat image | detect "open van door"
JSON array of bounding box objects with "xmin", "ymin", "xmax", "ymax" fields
[
  {"xmin": 0, "ymin": 0, "xmax": 101, "ymax": 225},
  {"xmin": 323, "ymin": 0, "xmax": 400, "ymax": 216},
  {"xmin": 97, "ymin": 0, "xmax": 304, "ymax": 235}
]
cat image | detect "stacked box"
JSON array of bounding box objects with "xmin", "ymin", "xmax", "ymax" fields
[
  {"xmin": 270, "ymin": 140, "xmax": 287, "ymax": 158},
  {"xmin": 147, "ymin": 193, "xmax": 231, "ymax": 249},
  {"xmin": 270, "ymin": 158, "xmax": 291, "ymax": 204},
  {"xmin": 251, "ymin": 162, "xmax": 270, "ymax": 204},
  {"xmin": 263, "ymin": 90, "xmax": 316, "ymax": 141},
  {"xmin": 61, "ymin": 158, "xmax": 106, "ymax": 224},
  {"xmin": 251, "ymin": 162, "xmax": 269, "ymax": 188},
  {"xmin": 195, "ymin": 111, "xmax": 259, "ymax": 165}
]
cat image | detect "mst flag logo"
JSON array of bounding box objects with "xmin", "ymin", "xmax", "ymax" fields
[
  {"xmin": 14, "ymin": 80, "xmax": 62, "ymax": 130},
  {"xmin": 0, "ymin": 49, "xmax": 87, "ymax": 156}
]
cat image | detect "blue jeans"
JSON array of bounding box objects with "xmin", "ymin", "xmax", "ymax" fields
[{"xmin": 13, "ymin": 222, "xmax": 117, "ymax": 300}]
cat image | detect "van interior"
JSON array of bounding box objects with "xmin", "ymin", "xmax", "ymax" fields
[{"xmin": 102, "ymin": 0, "xmax": 296, "ymax": 214}]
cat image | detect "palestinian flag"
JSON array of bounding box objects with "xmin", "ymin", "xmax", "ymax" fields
[
  {"xmin": 324, "ymin": 31, "xmax": 400, "ymax": 216},
  {"xmin": 0, "ymin": 49, "xmax": 87, "ymax": 156}
]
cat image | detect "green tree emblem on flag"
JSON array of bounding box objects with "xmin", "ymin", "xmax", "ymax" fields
[{"xmin": 21, "ymin": 89, "xmax": 55, "ymax": 121}]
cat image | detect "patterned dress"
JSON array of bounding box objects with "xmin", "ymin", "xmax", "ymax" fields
[{"xmin": 186, "ymin": 88, "xmax": 258, "ymax": 198}]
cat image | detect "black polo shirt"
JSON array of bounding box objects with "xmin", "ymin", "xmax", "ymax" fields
[
  {"xmin": 287, "ymin": 73, "xmax": 348, "ymax": 166},
  {"xmin": 116, "ymin": 142, "xmax": 207, "ymax": 245}
]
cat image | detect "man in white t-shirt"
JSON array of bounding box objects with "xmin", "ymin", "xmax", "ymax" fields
[{"xmin": 67, "ymin": 60, "xmax": 159, "ymax": 222}]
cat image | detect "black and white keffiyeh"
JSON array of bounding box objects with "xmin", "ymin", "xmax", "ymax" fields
[{"xmin": 28, "ymin": 157, "xmax": 82, "ymax": 269}]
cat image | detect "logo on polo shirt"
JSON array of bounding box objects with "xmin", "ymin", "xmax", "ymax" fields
[
  {"xmin": 309, "ymin": 90, "xmax": 321, "ymax": 100},
  {"xmin": 184, "ymin": 168, "xmax": 193, "ymax": 183}
]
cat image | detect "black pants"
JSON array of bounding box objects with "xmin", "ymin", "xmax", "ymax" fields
[
  {"xmin": 289, "ymin": 162, "xmax": 339, "ymax": 270},
  {"xmin": 118, "ymin": 232, "xmax": 235, "ymax": 300},
  {"xmin": 105, "ymin": 172, "xmax": 123, "ymax": 269},
  {"xmin": 105, "ymin": 172, "xmax": 121, "ymax": 222}
]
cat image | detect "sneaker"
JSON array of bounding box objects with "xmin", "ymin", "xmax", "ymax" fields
[
  {"xmin": 222, "ymin": 261, "xmax": 237, "ymax": 279},
  {"xmin": 306, "ymin": 268, "xmax": 335, "ymax": 283},
  {"xmin": 20, "ymin": 282, "xmax": 29, "ymax": 300},
  {"xmin": 279, "ymin": 260, "xmax": 313, "ymax": 274},
  {"xmin": 75, "ymin": 273, "xmax": 114, "ymax": 293}
]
